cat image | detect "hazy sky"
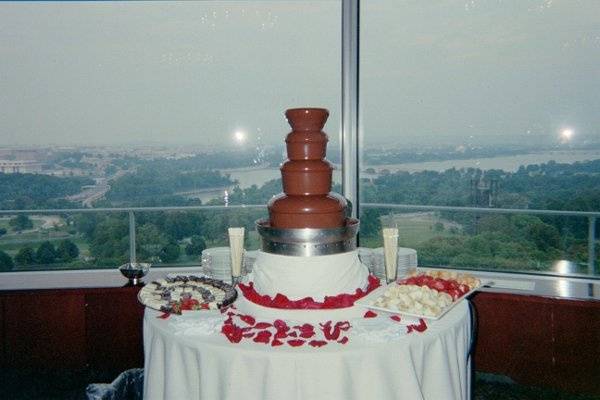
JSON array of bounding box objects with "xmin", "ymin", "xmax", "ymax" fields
[{"xmin": 0, "ymin": 0, "xmax": 599, "ymax": 148}]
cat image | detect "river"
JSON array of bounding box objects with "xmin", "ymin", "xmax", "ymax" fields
[{"xmin": 192, "ymin": 149, "xmax": 600, "ymax": 203}]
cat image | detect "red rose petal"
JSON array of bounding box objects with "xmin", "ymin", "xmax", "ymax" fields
[
  {"xmin": 363, "ymin": 310, "xmax": 378, "ymax": 318},
  {"xmin": 274, "ymin": 330, "xmax": 288, "ymax": 339},
  {"xmin": 242, "ymin": 332, "xmax": 255, "ymax": 338},
  {"xmin": 308, "ymin": 340, "xmax": 328, "ymax": 348},
  {"xmin": 414, "ymin": 319, "xmax": 428, "ymax": 332},
  {"xmin": 338, "ymin": 336, "xmax": 349, "ymax": 345},
  {"xmin": 253, "ymin": 330, "xmax": 272, "ymax": 344},
  {"xmin": 273, "ymin": 319, "xmax": 289, "ymax": 331},
  {"xmin": 287, "ymin": 339, "xmax": 306, "ymax": 347},
  {"xmin": 335, "ymin": 321, "xmax": 351, "ymax": 331},
  {"xmin": 299, "ymin": 330, "xmax": 315, "ymax": 339},
  {"xmin": 239, "ymin": 314, "xmax": 256, "ymax": 326},
  {"xmin": 254, "ymin": 322, "xmax": 273, "ymax": 329},
  {"xmin": 271, "ymin": 339, "xmax": 284, "ymax": 347},
  {"xmin": 390, "ymin": 315, "xmax": 402, "ymax": 322}
]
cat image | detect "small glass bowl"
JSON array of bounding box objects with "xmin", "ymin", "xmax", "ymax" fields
[{"xmin": 119, "ymin": 262, "xmax": 151, "ymax": 286}]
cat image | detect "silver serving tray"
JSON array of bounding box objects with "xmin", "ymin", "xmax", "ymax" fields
[{"xmin": 256, "ymin": 218, "xmax": 359, "ymax": 256}]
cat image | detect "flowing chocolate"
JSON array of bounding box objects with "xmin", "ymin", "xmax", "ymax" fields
[{"xmin": 268, "ymin": 108, "xmax": 347, "ymax": 228}]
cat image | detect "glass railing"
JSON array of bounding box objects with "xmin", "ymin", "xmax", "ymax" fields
[
  {"xmin": 0, "ymin": 203, "xmax": 597, "ymax": 278},
  {"xmin": 361, "ymin": 204, "xmax": 598, "ymax": 278}
]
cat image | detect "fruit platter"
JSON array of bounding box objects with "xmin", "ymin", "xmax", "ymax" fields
[
  {"xmin": 138, "ymin": 275, "xmax": 237, "ymax": 315},
  {"xmin": 356, "ymin": 270, "xmax": 483, "ymax": 320}
]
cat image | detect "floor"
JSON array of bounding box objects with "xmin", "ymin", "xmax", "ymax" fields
[{"xmin": 1, "ymin": 371, "xmax": 598, "ymax": 400}]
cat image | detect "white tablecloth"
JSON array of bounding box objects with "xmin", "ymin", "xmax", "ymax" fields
[{"xmin": 144, "ymin": 302, "xmax": 471, "ymax": 400}]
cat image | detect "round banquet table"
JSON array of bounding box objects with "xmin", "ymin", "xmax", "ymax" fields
[{"xmin": 143, "ymin": 302, "xmax": 471, "ymax": 400}]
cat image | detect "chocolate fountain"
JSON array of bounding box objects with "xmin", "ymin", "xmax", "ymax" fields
[{"xmin": 257, "ymin": 108, "xmax": 359, "ymax": 256}]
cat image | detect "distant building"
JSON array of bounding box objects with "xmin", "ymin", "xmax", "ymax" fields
[{"xmin": 0, "ymin": 160, "xmax": 43, "ymax": 174}]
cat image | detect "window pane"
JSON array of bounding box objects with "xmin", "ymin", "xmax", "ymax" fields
[
  {"xmin": 0, "ymin": 1, "xmax": 340, "ymax": 271},
  {"xmin": 360, "ymin": 0, "xmax": 600, "ymax": 276}
]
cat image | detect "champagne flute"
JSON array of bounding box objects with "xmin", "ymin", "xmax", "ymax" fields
[
  {"xmin": 382, "ymin": 218, "xmax": 399, "ymax": 284},
  {"xmin": 228, "ymin": 227, "xmax": 245, "ymax": 285}
]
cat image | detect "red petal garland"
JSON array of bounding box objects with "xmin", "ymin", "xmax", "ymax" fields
[{"xmin": 238, "ymin": 274, "xmax": 381, "ymax": 310}]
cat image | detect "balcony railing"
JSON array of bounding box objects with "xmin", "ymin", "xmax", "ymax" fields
[{"xmin": 0, "ymin": 203, "xmax": 597, "ymax": 277}]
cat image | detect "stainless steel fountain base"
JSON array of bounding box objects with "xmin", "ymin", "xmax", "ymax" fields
[{"xmin": 256, "ymin": 218, "xmax": 359, "ymax": 256}]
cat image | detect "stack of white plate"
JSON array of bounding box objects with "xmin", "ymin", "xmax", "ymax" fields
[
  {"xmin": 372, "ymin": 247, "xmax": 418, "ymax": 280},
  {"xmin": 201, "ymin": 247, "xmax": 232, "ymax": 284}
]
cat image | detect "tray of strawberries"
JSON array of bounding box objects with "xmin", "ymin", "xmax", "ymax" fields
[{"xmin": 356, "ymin": 270, "xmax": 483, "ymax": 320}]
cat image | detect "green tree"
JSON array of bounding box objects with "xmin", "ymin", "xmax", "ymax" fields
[
  {"xmin": 0, "ymin": 250, "xmax": 14, "ymax": 271},
  {"xmin": 136, "ymin": 223, "xmax": 169, "ymax": 262},
  {"xmin": 9, "ymin": 214, "xmax": 33, "ymax": 231},
  {"xmin": 526, "ymin": 222, "xmax": 561, "ymax": 252},
  {"xmin": 57, "ymin": 239, "xmax": 80, "ymax": 262},
  {"xmin": 15, "ymin": 247, "xmax": 36, "ymax": 266},
  {"xmin": 89, "ymin": 217, "xmax": 129, "ymax": 265},
  {"xmin": 36, "ymin": 241, "xmax": 57, "ymax": 264},
  {"xmin": 159, "ymin": 242, "xmax": 181, "ymax": 263},
  {"xmin": 185, "ymin": 235, "xmax": 207, "ymax": 256}
]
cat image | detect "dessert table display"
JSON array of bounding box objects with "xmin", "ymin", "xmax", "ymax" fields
[
  {"xmin": 142, "ymin": 108, "xmax": 475, "ymax": 400},
  {"xmin": 143, "ymin": 301, "xmax": 471, "ymax": 400}
]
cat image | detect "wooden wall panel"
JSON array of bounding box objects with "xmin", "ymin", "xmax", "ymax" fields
[
  {"xmin": 3, "ymin": 291, "xmax": 86, "ymax": 370},
  {"xmin": 0, "ymin": 296, "xmax": 4, "ymax": 369},
  {"xmin": 472, "ymin": 292, "xmax": 600, "ymax": 395},
  {"xmin": 551, "ymin": 300, "xmax": 600, "ymax": 394},
  {"xmin": 85, "ymin": 287, "xmax": 145, "ymax": 380}
]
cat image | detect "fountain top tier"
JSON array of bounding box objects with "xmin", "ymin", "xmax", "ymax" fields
[{"xmin": 266, "ymin": 107, "xmax": 347, "ymax": 229}]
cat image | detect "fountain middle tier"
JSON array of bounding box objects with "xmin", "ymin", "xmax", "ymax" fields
[{"xmin": 267, "ymin": 192, "xmax": 347, "ymax": 229}]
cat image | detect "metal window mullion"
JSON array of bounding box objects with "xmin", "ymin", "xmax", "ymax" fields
[
  {"xmin": 589, "ymin": 216, "xmax": 596, "ymax": 275},
  {"xmin": 341, "ymin": 0, "xmax": 360, "ymax": 219},
  {"xmin": 129, "ymin": 211, "xmax": 136, "ymax": 264}
]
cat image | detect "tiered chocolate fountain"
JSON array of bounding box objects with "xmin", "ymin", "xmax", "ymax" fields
[{"xmin": 257, "ymin": 108, "xmax": 359, "ymax": 256}]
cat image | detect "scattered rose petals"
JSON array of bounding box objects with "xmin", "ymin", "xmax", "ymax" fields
[
  {"xmin": 363, "ymin": 310, "xmax": 378, "ymax": 318},
  {"xmin": 287, "ymin": 339, "xmax": 306, "ymax": 347}
]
